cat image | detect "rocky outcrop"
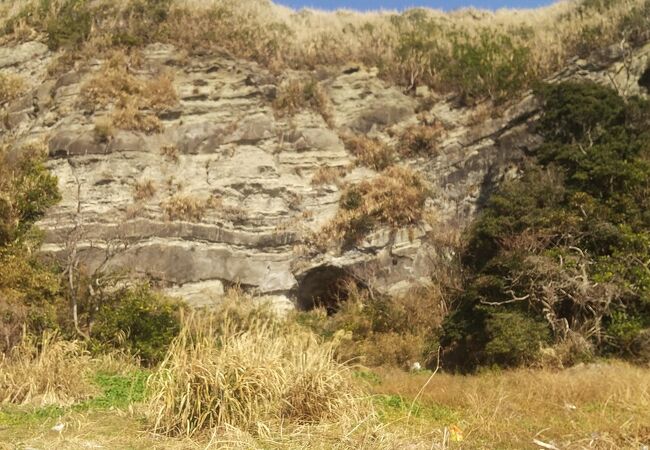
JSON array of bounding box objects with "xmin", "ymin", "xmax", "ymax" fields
[{"xmin": 2, "ymin": 39, "xmax": 649, "ymax": 308}]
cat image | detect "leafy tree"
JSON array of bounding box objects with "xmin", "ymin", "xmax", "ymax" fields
[{"xmin": 441, "ymin": 82, "xmax": 650, "ymax": 371}]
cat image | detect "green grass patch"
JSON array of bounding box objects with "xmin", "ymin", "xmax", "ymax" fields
[
  {"xmin": 352, "ymin": 369, "xmax": 382, "ymax": 386},
  {"xmin": 0, "ymin": 369, "xmax": 149, "ymax": 430},
  {"xmin": 82, "ymin": 370, "xmax": 149, "ymax": 410},
  {"xmin": 0, "ymin": 404, "xmax": 62, "ymax": 427},
  {"xmin": 373, "ymin": 394, "xmax": 459, "ymax": 424}
]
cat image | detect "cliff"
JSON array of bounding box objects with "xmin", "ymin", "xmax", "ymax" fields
[{"xmin": 1, "ymin": 10, "xmax": 649, "ymax": 309}]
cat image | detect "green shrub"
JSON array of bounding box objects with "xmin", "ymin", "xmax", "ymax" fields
[
  {"xmin": 46, "ymin": 0, "xmax": 92, "ymax": 50},
  {"xmin": 393, "ymin": 15, "xmax": 532, "ymax": 103},
  {"xmin": 442, "ymin": 82, "xmax": 650, "ymax": 370},
  {"xmin": 0, "ymin": 143, "xmax": 61, "ymax": 246},
  {"xmin": 445, "ymin": 30, "xmax": 532, "ymax": 105},
  {"xmin": 0, "ymin": 143, "xmax": 62, "ymax": 353},
  {"xmin": 92, "ymin": 284, "xmax": 182, "ymax": 365},
  {"xmin": 605, "ymin": 311, "xmax": 646, "ymax": 355},
  {"xmin": 296, "ymin": 285, "xmax": 447, "ymax": 368},
  {"xmin": 440, "ymin": 302, "xmax": 550, "ymax": 372}
]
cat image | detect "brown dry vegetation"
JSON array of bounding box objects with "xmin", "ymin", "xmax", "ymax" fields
[
  {"xmin": 93, "ymin": 117, "xmax": 114, "ymax": 143},
  {"xmin": 372, "ymin": 362, "xmax": 650, "ymax": 449},
  {"xmin": 132, "ymin": 179, "xmax": 156, "ymax": 202},
  {"xmin": 160, "ymin": 194, "xmax": 218, "ymax": 222},
  {"xmin": 81, "ymin": 51, "xmax": 177, "ymax": 133},
  {"xmin": 273, "ymin": 78, "xmax": 333, "ymax": 125},
  {"xmin": 2, "ymin": 0, "xmax": 648, "ymax": 102},
  {"xmin": 311, "ymin": 166, "xmax": 346, "ymax": 186},
  {"xmin": 0, "ymin": 308, "xmax": 647, "ymax": 449},
  {"xmin": 297, "ymin": 284, "xmax": 450, "ymax": 368},
  {"xmin": 1, "ymin": 333, "xmax": 100, "ymax": 406},
  {"xmin": 397, "ymin": 124, "xmax": 444, "ymax": 157},
  {"xmin": 340, "ymin": 133, "xmax": 396, "ymax": 170},
  {"xmin": 0, "ymin": 72, "xmax": 24, "ymax": 105},
  {"xmin": 318, "ymin": 165, "xmax": 429, "ymax": 247},
  {"xmin": 160, "ymin": 144, "xmax": 180, "ymax": 163},
  {"xmin": 147, "ymin": 312, "xmax": 365, "ymax": 438}
]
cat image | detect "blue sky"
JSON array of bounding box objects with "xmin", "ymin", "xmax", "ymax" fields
[{"xmin": 275, "ymin": 0, "xmax": 555, "ymax": 11}]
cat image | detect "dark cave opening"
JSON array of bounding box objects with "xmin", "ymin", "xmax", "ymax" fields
[
  {"xmin": 639, "ymin": 65, "xmax": 650, "ymax": 91},
  {"xmin": 296, "ymin": 266, "xmax": 360, "ymax": 313}
]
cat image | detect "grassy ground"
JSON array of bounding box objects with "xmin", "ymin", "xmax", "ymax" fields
[{"xmin": 1, "ymin": 362, "xmax": 648, "ymax": 449}]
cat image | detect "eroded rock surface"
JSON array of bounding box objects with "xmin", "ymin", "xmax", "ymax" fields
[{"xmin": 3, "ymin": 40, "xmax": 649, "ymax": 308}]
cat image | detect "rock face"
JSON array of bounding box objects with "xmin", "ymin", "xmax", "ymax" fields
[{"xmin": 2, "ymin": 40, "xmax": 649, "ymax": 308}]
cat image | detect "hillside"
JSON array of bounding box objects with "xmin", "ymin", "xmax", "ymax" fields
[
  {"xmin": 1, "ymin": 0, "xmax": 649, "ymax": 305},
  {"xmin": 1, "ymin": 0, "xmax": 650, "ymax": 448}
]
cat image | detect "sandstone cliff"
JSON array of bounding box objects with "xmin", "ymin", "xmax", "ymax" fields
[{"xmin": 1, "ymin": 38, "xmax": 649, "ymax": 309}]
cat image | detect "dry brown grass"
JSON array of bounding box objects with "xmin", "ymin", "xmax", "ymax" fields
[
  {"xmin": 146, "ymin": 311, "xmax": 367, "ymax": 438},
  {"xmin": 111, "ymin": 100, "xmax": 164, "ymax": 133},
  {"xmin": 0, "ymin": 72, "xmax": 24, "ymax": 105},
  {"xmin": 311, "ymin": 166, "xmax": 346, "ymax": 186},
  {"xmin": 298, "ymin": 284, "xmax": 449, "ymax": 369},
  {"xmin": 93, "ymin": 117, "xmax": 115, "ymax": 143},
  {"xmin": 133, "ymin": 179, "xmax": 156, "ymax": 202},
  {"xmin": 318, "ymin": 165, "xmax": 429, "ymax": 246},
  {"xmin": 0, "ymin": 333, "xmax": 97, "ymax": 406},
  {"xmin": 161, "ymin": 144, "xmax": 180, "ymax": 163},
  {"xmin": 273, "ymin": 78, "xmax": 333, "ymax": 125},
  {"xmin": 161, "ymin": 194, "xmax": 218, "ymax": 222},
  {"xmin": 81, "ymin": 51, "xmax": 177, "ymax": 134},
  {"xmin": 396, "ymin": 124, "xmax": 444, "ymax": 157},
  {"xmin": 3, "ymin": 0, "xmax": 647, "ymax": 103},
  {"xmin": 372, "ymin": 361, "xmax": 650, "ymax": 449},
  {"xmin": 340, "ymin": 133, "xmax": 395, "ymax": 171}
]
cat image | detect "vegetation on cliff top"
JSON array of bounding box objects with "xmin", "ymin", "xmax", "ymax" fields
[{"xmin": 1, "ymin": 0, "xmax": 649, "ymax": 102}]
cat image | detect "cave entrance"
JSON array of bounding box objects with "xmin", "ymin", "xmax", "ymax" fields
[
  {"xmin": 296, "ymin": 266, "xmax": 359, "ymax": 313},
  {"xmin": 639, "ymin": 65, "xmax": 650, "ymax": 91}
]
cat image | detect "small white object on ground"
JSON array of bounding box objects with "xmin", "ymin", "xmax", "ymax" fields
[
  {"xmin": 533, "ymin": 438, "xmax": 559, "ymax": 450},
  {"xmin": 51, "ymin": 422, "xmax": 65, "ymax": 433}
]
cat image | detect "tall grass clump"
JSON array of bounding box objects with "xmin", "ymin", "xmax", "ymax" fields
[
  {"xmin": 273, "ymin": 78, "xmax": 333, "ymax": 125},
  {"xmin": 318, "ymin": 166, "xmax": 429, "ymax": 248},
  {"xmin": 146, "ymin": 311, "xmax": 366, "ymax": 438},
  {"xmin": 0, "ymin": 333, "xmax": 97, "ymax": 405},
  {"xmin": 0, "ymin": 72, "xmax": 25, "ymax": 105},
  {"xmin": 81, "ymin": 51, "xmax": 178, "ymax": 133},
  {"xmin": 340, "ymin": 133, "xmax": 396, "ymax": 171}
]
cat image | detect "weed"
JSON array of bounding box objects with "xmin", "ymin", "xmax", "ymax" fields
[
  {"xmin": 160, "ymin": 144, "xmax": 179, "ymax": 163},
  {"xmin": 0, "ymin": 72, "xmax": 24, "ymax": 105},
  {"xmin": 0, "ymin": 333, "xmax": 97, "ymax": 406},
  {"xmin": 84, "ymin": 370, "xmax": 149, "ymax": 409},
  {"xmin": 273, "ymin": 78, "xmax": 333, "ymax": 126},
  {"xmin": 397, "ymin": 124, "xmax": 443, "ymax": 157},
  {"xmin": 81, "ymin": 52, "xmax": 177, "ymax": 133},
  {"xmin": 340, "ymin": 134, "xmax": 395, "ymax": 170},
  {"xmin": 147, "ymin": 311, "xmax": 365, "ymax": 437},
  {"xmin": 45, "ymin": 0, "xmax": 92, "ymax": 50},
  {"xmin": 297, "ymin": 284, "xmax": 448, "ymax": 369},
  {"xmin": 93, "ymin": 117, "xmax": 114, "ymax": 143},
  {"xmin": 160, "ymin": 194, "xmax": 216, "ymax": 221},
  {"xmin": 311, "ymin": 166, "xmax": 346, "ymax": 186},
  {"xmin": 132, "ymin": 179, "xmax": 156, "ymax": 202},
  {"xmin": 318, "ymin": 166, "xmax": 428, "ymax": 247}
]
